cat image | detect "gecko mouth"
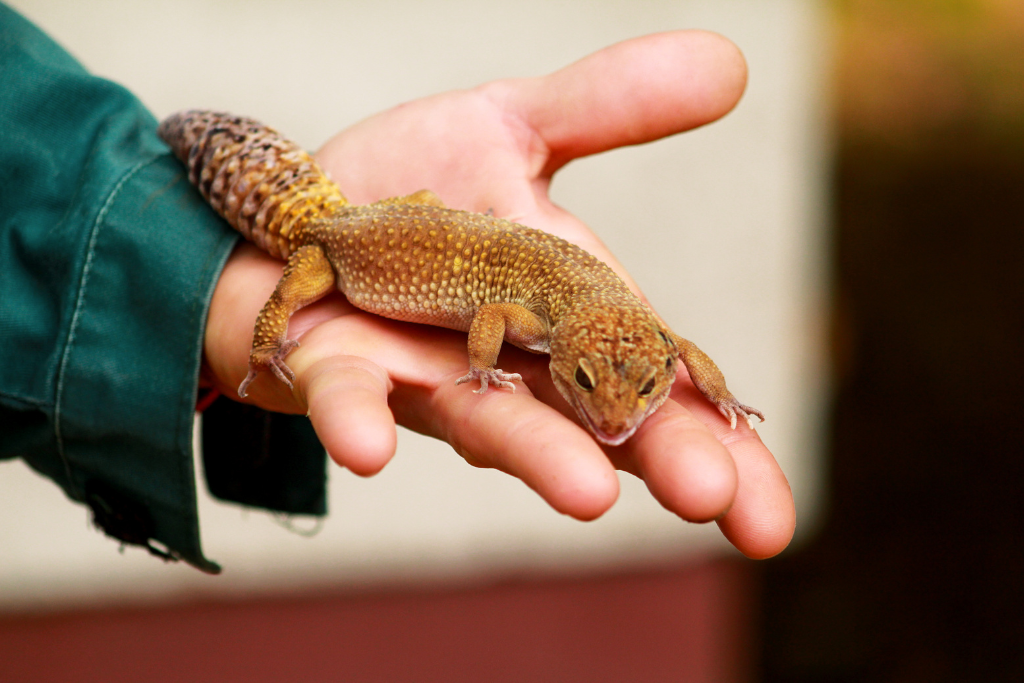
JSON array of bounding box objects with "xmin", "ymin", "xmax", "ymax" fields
[
  {"xmin": 568, "ymin": 395, "xmax": 642, "ymax": 447},
  {"xmin": 553, "ymin": 371, "xmax": 672, "ymax": 447},
  {"xmin": 565, "ymin": 386, "xmax": 673, "ymax": 447}
]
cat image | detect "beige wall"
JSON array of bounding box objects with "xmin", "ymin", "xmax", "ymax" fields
[{"xmin": 0, "ymin": 0, "xmax": 831, "ymax": 610}]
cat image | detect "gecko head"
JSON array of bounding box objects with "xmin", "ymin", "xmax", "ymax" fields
[{"xmin": 549, "ymin": 305, "xmax": 679, "ymax": 446}]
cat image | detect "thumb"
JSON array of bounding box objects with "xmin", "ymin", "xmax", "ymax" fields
[{"xmin": 506, "ymin": 30, "xmax": 748, "ymax": 176}]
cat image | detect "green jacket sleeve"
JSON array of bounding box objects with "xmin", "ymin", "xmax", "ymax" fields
[{"xmin": 0, "ymin": 4, "xmax": 327, "ymax": 572}]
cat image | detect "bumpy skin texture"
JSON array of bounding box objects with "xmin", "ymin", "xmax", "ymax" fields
[{"xmin": 159, "ymin": 110, "xmax": 762, "ymax": 445}]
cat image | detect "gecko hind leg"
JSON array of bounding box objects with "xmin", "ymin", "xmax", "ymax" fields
[
  {"xmin": 238, "ymin": 244, "xmax": 336, "ymax": 397},
  {"xmin": 373, "ymin": 189, "xmax": 448, "ymax": 208}
]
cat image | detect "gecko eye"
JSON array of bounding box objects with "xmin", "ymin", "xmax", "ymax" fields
[
  {"xmin": 574, "ymin": 362, "xmax": 595, "ymax": 392},
  {"xmin": 638, "ymin": 377, "xmax": 657, "ymax": 397}
]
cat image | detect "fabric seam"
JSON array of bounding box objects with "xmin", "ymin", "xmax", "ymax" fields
[
  {"xmin": 53, "ymin": 154, "xmax": 163, "ymax": 500},
  {"xmin": 0, "ymin": 390, "xmax": 51, "ymax": 409}
]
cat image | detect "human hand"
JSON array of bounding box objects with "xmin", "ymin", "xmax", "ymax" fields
[{"xmin": 203, "ymin": 30, "xmax": 795, "ymax": 558}]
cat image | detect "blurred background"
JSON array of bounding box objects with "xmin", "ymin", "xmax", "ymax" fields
[
  {"xmin": 0, "ymin": 0, "xmax": 1020, "ymax": 681},
  {"xmin": 763, "ymin": 1, "xmax": 1024, "ymax": 681}
]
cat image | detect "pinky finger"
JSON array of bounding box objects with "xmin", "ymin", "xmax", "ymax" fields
[
  {"xmin": 300, "ymin": 355, "xmax": 397, "ymax": 476},
  {"xmin": 714, "ymin": 435, "xmax": 796, "ymax": 559}
]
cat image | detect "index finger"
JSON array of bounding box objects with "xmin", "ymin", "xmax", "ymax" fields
[{"xmin": 393, "ymin": 368, "xmax": 623, "ymax": 522}]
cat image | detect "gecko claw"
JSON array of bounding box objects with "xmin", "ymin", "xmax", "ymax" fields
[
  {"xmin": 238, "ymin": 369, "xmax": 258, "ymax": 398},
  {"xmin": 456, "ymin": 368, "xmax": 522, "ymax": 393},
  {"xmin": 717, "ymin": 399, "xmax": 765, "ymax": 430},
  {"xmin": 237, "ymin": 339, "xmax": 300, "ymax": 397}
]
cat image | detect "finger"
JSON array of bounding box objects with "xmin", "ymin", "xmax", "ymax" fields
[
  {"xmin": 661, "ymin": 380, "xmax": 795, "ymax": 558},
  {"xmin": 509, "ymin": 30, "xmax": 748, "ymax": 173},
  {"xmin": 526, "ymin": 374, "xmax": 738, "ymax": 523},
  {"xmin": 203, "ymin": 244, "xmax": 281, "ymax": 399},
  {"xmin": 715, "ymin": 432, "xmax": 796, "ymax": 559},
  {"xmin": 299, "ymin": 354, "xmax": 398, "ymax": 476},
  {"xmin": 655, "ymin": 379, "xmax": 795, "ymax": 557},
  {"xmin": 616, "ymin": 398, "xmax": 739, "ymax": 523},
  {"xmin": 289, "ymin": 312, "xmax": 618, "ymax": 518},
  {"xmin": 392, "ymin": 371, "xmax": 621, "ymax": 521}
]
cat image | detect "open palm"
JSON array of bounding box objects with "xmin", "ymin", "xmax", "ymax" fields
[{"xmin": 203, "ymin": 30, "xmax": 795, "ymax": 559}]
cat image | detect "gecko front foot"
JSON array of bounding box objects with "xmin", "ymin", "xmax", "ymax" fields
[
  {"xmin": 237, "ymin": 339, "xmax": 300, "ymax": 397},
  {"xmin": 716, "ymin": 397, "xmax": 766, "ymax": 430},
  {"xmin": 455, "ymin": 367, "xmax": 522, "ymax": 394}
]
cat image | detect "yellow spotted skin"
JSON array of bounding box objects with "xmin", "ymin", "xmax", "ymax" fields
[{"xmin": 159, "ymin": 110, "xmax": 763, "ymax": 444}]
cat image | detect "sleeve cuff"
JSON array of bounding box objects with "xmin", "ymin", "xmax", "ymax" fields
[{"xmin": 55, "ymin": 143, "xmax": 236, "ymax": 573}]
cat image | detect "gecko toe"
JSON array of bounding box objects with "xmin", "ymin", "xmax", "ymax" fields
[
  {"xmin": 457, "ymin": 368, "xmax": 522, "ymax": 393},
  {"xmin": 240, "ymin": 340, "xmax": 300, "ymax": 394},
  {"xmin": 238, "ymin": 369, "xmax": 259, "ymax": 398},
  {"xmin": 269, "ymin": 359, "xmax": 295, "ymax": 388},
  {"xmin": 736, "ymin": 402, "xmax": 765, "ymax": 430},
  {"xmin": 716, "ymin": 398, "xmax": 764, "ymax": 430}
]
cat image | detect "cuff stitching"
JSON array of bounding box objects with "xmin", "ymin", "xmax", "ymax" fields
[{"xmin": 52, "ymin": 154, "xmax": 164, "ymax": 499}]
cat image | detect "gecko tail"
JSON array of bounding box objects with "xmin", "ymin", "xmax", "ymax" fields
[{"xmin": 157, "ymin": 110, "xmax": 349, "ymax": 259}]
